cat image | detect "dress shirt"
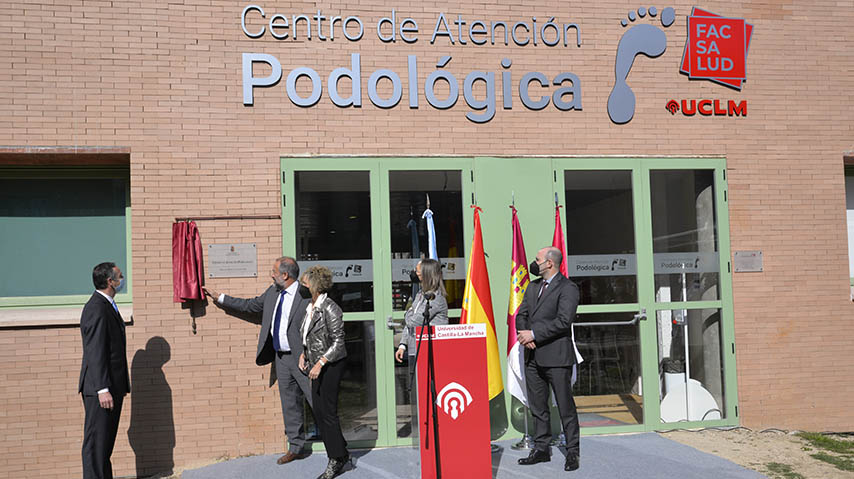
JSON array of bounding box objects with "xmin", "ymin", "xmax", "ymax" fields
[{"xmin": 273, "ymin": 282, "xmax": 299, "ymax": 352}]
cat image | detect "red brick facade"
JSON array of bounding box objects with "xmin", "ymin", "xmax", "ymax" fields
[{"xmin": 2, "ymin": 1, "xmax": 853, "ymax": 477}]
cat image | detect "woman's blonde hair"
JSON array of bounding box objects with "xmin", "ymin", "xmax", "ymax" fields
[
  {"xmin": 419, "ymin": 259, "xmax": 446, "ymax": 297},
  {"xmin": 302, "ymin": 265, "xmax": 334, "ymax": 295}
]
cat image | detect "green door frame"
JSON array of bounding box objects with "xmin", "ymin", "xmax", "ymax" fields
[{"xmin": 281, "ymin": 156, "xmax": 738, "ymax": 448}]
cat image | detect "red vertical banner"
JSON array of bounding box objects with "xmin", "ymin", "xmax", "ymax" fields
[
  {"xmin": 416, "ymin": 324, "xmax": 491, "ymax": 479},
  {"xmin": 552, "ymin": 205, "xmax": 568, "ymax": 277}
]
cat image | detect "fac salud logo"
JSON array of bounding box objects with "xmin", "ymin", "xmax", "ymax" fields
[{"xmin": 680, "ymin": 7, "xmax": 753, "ymax": 90}]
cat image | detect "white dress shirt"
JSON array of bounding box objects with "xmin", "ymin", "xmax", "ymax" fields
[{"xmin": 272, "ymin": 281, "xmax": 299, "ymax": 352}]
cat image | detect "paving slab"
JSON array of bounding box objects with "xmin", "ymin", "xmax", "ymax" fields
[{"xmin": 182, "ymin": 433, "xmax": 766, "ymax": 479}]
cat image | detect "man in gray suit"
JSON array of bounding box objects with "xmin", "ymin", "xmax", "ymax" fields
[
  {"xmin": 515, "ymin": 247, "xmax": 581, "ymax": 472},
  {"xmin": 204, "ymin": 256, "xmax": 312, "ymax": 465}
]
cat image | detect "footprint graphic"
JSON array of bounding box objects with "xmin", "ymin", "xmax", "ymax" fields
[{"xmin": 607, "ymin": 7, "xmax": 675, "ymax": 124}]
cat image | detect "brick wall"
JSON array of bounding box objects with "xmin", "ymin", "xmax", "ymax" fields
[{"xmin": 1, "ymin": 1, "xmax": 853, "ymax": 477}]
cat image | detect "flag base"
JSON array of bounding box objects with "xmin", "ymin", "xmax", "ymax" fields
[{"xmin": 511, "ymin": 434, "xmax": 536, "ymax": 450}]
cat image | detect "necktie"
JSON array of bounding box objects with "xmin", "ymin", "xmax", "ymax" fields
[
  {"xmin": 538, "ymin": 280, "xmax": 549, "ymax": 299},
  {"xmin": 111, "ymin": 300, "xmax": 119, "ymax": 313},
  {"xmin": 272, "ymin": 291, "xmax": 286, "ymax": 352}
]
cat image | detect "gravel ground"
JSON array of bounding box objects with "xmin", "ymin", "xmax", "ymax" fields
[{"xmin": 662, "ymin": 428, "xmax": 854, "ymax": 479}]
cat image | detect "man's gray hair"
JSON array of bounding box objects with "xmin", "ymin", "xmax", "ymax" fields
[
  {"xmin": 545, "ymin": 247, "xmax": 563, "ymax": 267},
  {"xmin": 277, "ymin": 256, "xmax": 300, "ymax": 279}
]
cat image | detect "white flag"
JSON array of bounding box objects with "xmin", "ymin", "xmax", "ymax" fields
[{"xmin": 422, "ymin": 208, "xmax": 438, "ymax": 260}]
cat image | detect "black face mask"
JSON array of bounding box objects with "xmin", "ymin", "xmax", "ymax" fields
[
  {"xmin": 529, "ymin": 260, "xmax": 544, "ymax": 277},
  {"xmin": 409, "ymin": 270, "xmax": 420, "ymax": 283},
  {"xmin": 298, "ymin": 284, "xmax": 312, "ymax": 299}
]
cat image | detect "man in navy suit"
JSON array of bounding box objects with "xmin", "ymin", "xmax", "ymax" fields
[
  {"xmin": 79, "ymin": 262, "xmax": 131, "ymax": 479},
  {"xmin": 516, "ymin": 247, "xmax": 581, "ymax": 472},
  {"xmin": 204, "ymin": 256, "xmax": 313, "ymax": 465}
]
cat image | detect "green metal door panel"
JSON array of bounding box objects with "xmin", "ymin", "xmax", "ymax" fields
[{"xmin": 472, "ymin": 157, "xmax": 556, "ymax": 441}]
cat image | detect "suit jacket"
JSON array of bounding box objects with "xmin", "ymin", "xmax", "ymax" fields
[
  {"xmin": 515, "ymin": 274, "xmax": 580, "ymax": 368},
  {"xmin": 79, "ymin": 292, "xmax": 130, "ymax": 396},
  {"xmin": 222, "ymin": 284, "xmax": 309, "ymax": 366},
  {"xmin": 300, "ymin": 295, "xmax": 347, "ymax": 367}
]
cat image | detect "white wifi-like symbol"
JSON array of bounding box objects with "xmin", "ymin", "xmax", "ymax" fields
[{"xmin": 436, "ymin": 382, "xmax": 473, "ymax": 420}]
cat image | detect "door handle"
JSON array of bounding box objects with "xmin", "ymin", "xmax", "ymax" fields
[
  {"xmin": 633, "ymin": 308, "xmax": 647, "ymax": 322},
  {"xmin": 386, "ymin": 315, "xmax": 399, "ymax": 330}
]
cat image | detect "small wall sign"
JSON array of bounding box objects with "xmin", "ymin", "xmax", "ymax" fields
[
  {"xmin": 208, "ymin": 243, "xmax": 258, "ymax": 278},
  {"xmin": 733, "ymin": 250, "xmax": 763, "ymax": 272}
]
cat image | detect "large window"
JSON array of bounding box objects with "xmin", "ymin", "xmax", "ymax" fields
[
  {"xmin": 846, "ymin": 167, "xmax": 854, "ymax": 298},
  {"xmin": 0, "ymin": 168, "xmax": 131, "ymax": 311}
]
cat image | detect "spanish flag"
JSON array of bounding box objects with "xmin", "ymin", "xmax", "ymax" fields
[{"xmin": 461, "ymin": 206, "xmax": 504, "ymax": 400}]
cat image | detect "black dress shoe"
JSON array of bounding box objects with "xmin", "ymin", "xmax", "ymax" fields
[
  {"xmin": 564, "ymin": 453, "xmax": 579, "ymax": 471},
  {"xmin": 518, "ymin": 448, "xmax": 550, "ymax": 465},
  {"xmin": 317, "ymin": 453, "xmax": 350, "ymax": 479}
]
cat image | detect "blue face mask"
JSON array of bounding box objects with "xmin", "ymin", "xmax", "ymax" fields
[{"xmin": 113, "ymin": 278, "xmax": 125, "ymax": 293}]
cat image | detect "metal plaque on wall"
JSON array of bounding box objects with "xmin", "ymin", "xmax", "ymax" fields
[
  {"xmin": 208, "ymin": 243, "xmax": 258, "ymax": 278},
  {"xmin": 733, "ymin": 251, "xmax": 763, "ymax": 272}
]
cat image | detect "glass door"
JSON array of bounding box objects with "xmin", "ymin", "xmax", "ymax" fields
[
  {"xmin": 282, "ymin": 159, "xmax": 385, "ymax": 448},
  {"xmin": 555, "ymin": 160, "xmax": 648, "ymax": 432},
  {"xmin": 642, "ymin": 163, "xmax": 738, "ymax": 428},
  {"xmin": 377, "ymin": 159, "xmax": 473, "ymax": 446},
  {"xmin": 282, "ymin": 158, "xmax": 474, "ymax": 448},
  {"xmin": 555, "ymin": 158, "xmax": 737, "ymax": 433}
]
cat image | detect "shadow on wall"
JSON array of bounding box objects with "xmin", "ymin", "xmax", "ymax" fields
[{"xmin": 128, "ymin": 336, "xmax": 175, "ymax": 478}]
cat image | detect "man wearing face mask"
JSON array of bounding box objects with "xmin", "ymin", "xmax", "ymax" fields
[
  {"xmin": 203, "ymin": 256, "xmax": 313, "ymax": 466},
  {"xmin": 79, "ymin": 262, "xmax": 130, "ymax": 479},
  {"xmin": 515, "ymin": 247, "xmax": 581, "ymax": 472}
]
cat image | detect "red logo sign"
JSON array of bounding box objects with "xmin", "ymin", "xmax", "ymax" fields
[
  {"xmin": 680, "ymin": 7, "xmax": 753, "ymax": 90},
  {"xmin": 666, "ymin": 99, "xmax": 747, "ymax": 117}
]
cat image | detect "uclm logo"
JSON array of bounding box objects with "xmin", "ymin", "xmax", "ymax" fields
[
  {"xmin": 606, "ymin": 6, "xmax": 752, "ymax": 123},
  {"xmin": 670, "ymin": 7, "xmax": 753, "ymax": 118}
]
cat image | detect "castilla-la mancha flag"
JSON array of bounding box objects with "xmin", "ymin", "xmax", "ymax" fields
[
  {"xmin": 461, "ymin": 206, "xmax": 504, "ymax": 400},
  {"xmin": 506, "ymin": 206, "xmax": 530, "ymax": 406}
]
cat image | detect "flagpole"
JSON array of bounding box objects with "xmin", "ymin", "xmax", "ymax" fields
[
  {"xmin": 512, "ymin": 410, "xmax": 536, "ymax": 450},
  {"xmin": 507, "ymin": 203, "xmax": 535, "ymax": 451}
]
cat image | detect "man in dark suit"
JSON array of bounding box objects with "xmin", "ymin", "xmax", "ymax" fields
[
  {"xmin": 204, "ymin": 256, "xmax": 312, "ymax": 465},
  {"xmin": 79, "ymin": 262, "xmax": 131, "ymax": 479},
  {"xmin": 515, "ymin": 247, "xmax": 581, "ymax": 472}
]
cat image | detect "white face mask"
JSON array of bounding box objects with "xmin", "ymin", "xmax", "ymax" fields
[{"xmin": 113, "ymin": 278, "xmax": 125, "ymax": 293}]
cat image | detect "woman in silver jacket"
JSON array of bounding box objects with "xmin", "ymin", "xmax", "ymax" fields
[
  {"xmin": 394, "ymin": 258, "xmax": 449, "ymax": 438},
  {"xmin": 298, "ymin": 266, "xmax": 349, "ymax": 479}
]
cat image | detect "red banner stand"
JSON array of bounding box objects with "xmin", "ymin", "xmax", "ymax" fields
[{"xmin": 416, "ymin": 324, "xmax": 491, "ymax": 478}]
